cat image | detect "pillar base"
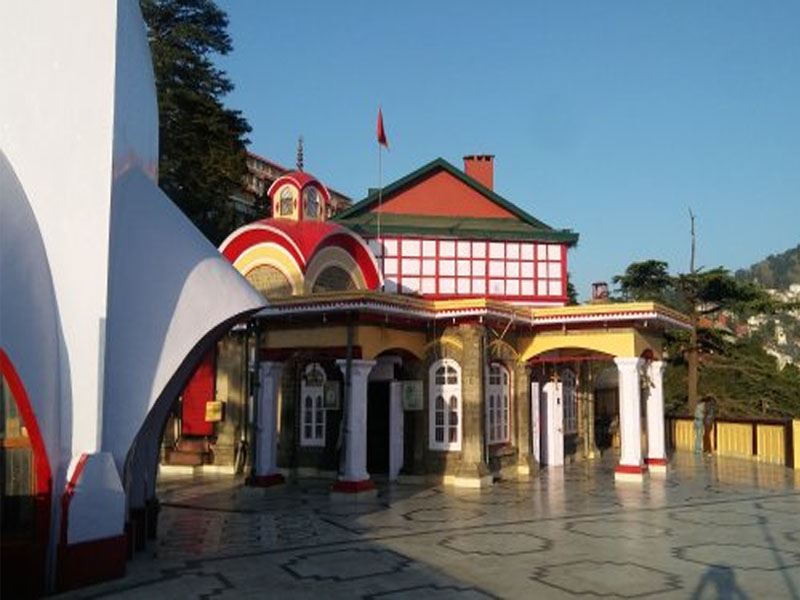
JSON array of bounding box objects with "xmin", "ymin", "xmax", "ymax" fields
[
  {"xmin": 331, "ymin": 479, "xmax": 377, "ymax": 501},
  {"xmin": 332, "ymin": 479, "xmax": 375, "ymax": 493},
  {"xmin": 614, "ymin": 464, "xmax": 646, "ymax": 483},
  {"xmin": 645, "ymin": 457, "xmax": 668, "ymax": 475},
  {"xmin": 246, "ymin": 472, "xmax": 285, "ymax": 487},
  {"xmin": 57, "ymin": 534, "xmax": 127, "ymax": 592}
]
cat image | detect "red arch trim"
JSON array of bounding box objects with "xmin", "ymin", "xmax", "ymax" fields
[
  {"xmin": 313, "ymin": 233, "xmax": 382, "ymax": 290},
  {"xmin": 220, "ymin": 228, "xmax": 305, "ymax": 268},
  {"xmin": 0, "ymin": 348, "xmax": 52, "ymax": 496}
]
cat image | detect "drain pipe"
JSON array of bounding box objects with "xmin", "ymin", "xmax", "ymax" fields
[{"xmin": 481, "ymin": 326, "xmax": 489, "ymax": 467}]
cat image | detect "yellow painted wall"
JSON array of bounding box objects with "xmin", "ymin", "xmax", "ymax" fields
[
  {"xmin": 756, "ymin": 424, "xmax": 785, "ymax": 465},
  {"xmin": 519, "ymin": 328, "xmax": 661, "ymax": 361},
  {"xmin": 262, "ymin": 324, "xmax": 426, "ymax": 360},
  {"xmin": 794, "ymin": 420, "xmax": 800, "ymax": 470},
  {"xmin": 716, "ymin": 422, "xmax": 753, "ymax": 459},
  {"xmin": 672, "ymin": 419, "xmax": 694, "ymax": 451}
]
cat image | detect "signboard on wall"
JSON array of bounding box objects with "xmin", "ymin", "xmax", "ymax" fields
[
  {"xmin": 324, "ymin": 381, "xmax": 341, "ymax": 410},
  {"xmin": 205, "ymin": 400, "xmax": 224, "ymax": 422},
  {"xmin": 402, "ymin": 380, "xmax": 423, "ymax": 411}
]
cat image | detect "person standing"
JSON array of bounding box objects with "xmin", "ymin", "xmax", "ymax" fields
[
  {"xmin": 702, "ymin": 395, "xmax": 716, "ymax": 455},
  {"xmin": 693, "ymin": 399, "xmax": 705, "ymax": 456}
]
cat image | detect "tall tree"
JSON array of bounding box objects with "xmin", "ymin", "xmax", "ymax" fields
[
  {"xmin": 613, "ymin": 259, "xmax": 774, "ymax": 411},
  {"xmin": 141, "ymin": 0, "xmax": 250, "ymax": 245}
]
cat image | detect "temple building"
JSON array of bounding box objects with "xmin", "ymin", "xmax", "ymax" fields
[{"xmin": 169, "ymin": 154, "xmax": 690, "ymax": 490}]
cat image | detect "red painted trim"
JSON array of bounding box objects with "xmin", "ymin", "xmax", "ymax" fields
[
  {"xmin": 57, "ymin": 534, "xmax": 127, "ymax": 592},
  {"xmin": 0, "ymin": 349, "xmax": 52, "ymax": 496},
  {"xmin": 528, "ymin": 353, "xmax": 615, "ymax": 364},
  {"xmin": 221, "ymin": 227, "xmax": 305, "ymax": 268},
  {"xmin": 614, "ymin": 464, "xmax": 645, "ymax": 475},
  {"xmin": 644, "ymin": 457, "xmax": 668, "ymax": 467},
  {"xmin": 314, "ymin": 233, "xmax": 382, "ymax": 289},
  {"xmin": 246, "ymin": 473, "xmax": 285, "ymax": 487},
  {"xmin": 332, "ymin": 479, "xmax": 375, "ymax": 493},
  {"xmin": 259, "ymin": 346, "xmax": 363, "ymax": 362},
  {"xmin": 60, "ymin": 453, "xmax": 89, "ymax": 545}
]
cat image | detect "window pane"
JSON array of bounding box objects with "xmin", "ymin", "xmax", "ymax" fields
[
  {"xmin": 450, "ymin": 395, "xmax": 458, "ymax": 411},
  {"xmin": 435, "ymin": 395, "xmax": 444, "ymax": 410},
  {"xmin": 450, "ymin": 411, "xmax": 458, "ymax": 426},
  {"xmin": 304, "ymin": 425, "xmax": 312, "ymax": 438},
  {"xmin": 449, "ymin": 427, "xmax": 458, "ymax": 442},
  {"xmin": 435, "ymin": 427, "xmax": 444, "ymax": 443},
  {"xmin": 305, "ymin": 396, "xmax": 312, "ymax": 408},
  {"xmin": 435, "ymin": 412, "xmax": 444, "ymax": 426},
  {"xmin": 315, "ymin": 424, "xmax": 323, "ymax": 438}
]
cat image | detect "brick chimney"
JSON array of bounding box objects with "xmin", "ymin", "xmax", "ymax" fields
[{"xmin": 463, "ymin": 155, "xmax": 494, "ymax": 190}]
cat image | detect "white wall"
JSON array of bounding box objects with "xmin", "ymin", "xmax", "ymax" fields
[{"xmin": 0, "ymin": 1, "xmax": 118, "ymax": 455}]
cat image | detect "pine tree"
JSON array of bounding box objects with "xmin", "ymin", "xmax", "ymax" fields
[{"xmin": 141, "ymin": 0, "xmax": 250, "ymax": 245}]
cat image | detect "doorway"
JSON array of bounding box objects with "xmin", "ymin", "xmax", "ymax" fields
[{"xmin": 367, "ymin": 381, "xmax": 390, "ymax": 474}]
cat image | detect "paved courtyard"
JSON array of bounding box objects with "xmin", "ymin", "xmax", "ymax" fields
[{"xmin": 58, "ymin": 453, "xmax": 799, "ymax": 599}]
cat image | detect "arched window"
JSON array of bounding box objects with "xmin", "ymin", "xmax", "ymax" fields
[
  {"xmin": 245, "ymin": 265, "xmax": 293, "ymax": 299},
  {"xmin": 487, "ymin": 363, "xmax": 511, "ymax": 444},
  {"xmin": 300, "ymin": 363, "xmax": 326, "ymax": 447},
  {"xmin": 429, "ymin": 359, "xmax": 461, "ymax": 451},
  {"xmin": 311, "ymin": 266, "xmax": 357, "ymax": 293},
  {"xmin": 561, "ymin": 368, "xmax": 577, "ymax": 435}
]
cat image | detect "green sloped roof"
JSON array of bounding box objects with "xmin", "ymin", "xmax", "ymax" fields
[{"xmin": 333, "ymin": 157, "xmax": 579, "ymax": 245}]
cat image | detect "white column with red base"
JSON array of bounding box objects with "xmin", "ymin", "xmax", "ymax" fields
[
  {"xmin": 334, "ymin": 359, "xmax": 376, "ymax": 493},
  {"xmin": 248, "ymin": 361, "xmax": 284, "ymax": 486},
  {"xmin": 645, "ymin": 360, "xmax": 668, "ymax": 474},
  {"xmin": 614, "ymin": 357, "xmax": 645, "ymax": 482}
]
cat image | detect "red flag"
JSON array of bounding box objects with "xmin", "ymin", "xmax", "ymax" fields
[{"xmin": 377, "ymin": 107, "xmax": 389, "ymax": 149}]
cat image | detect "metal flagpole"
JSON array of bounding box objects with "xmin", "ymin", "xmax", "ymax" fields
[{"xmin": 377, "ymin": 136, "xmax": 383, "ymax": 291}]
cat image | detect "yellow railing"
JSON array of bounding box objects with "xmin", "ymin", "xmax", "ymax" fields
[
  {"xmin": 716, "ymin": 422, "xmax": 752, "ymax": 459},
  {"xmin": 667, "ymin": 417, "xmax": 798, "ymax": 470},
  {"xmin": 756, "ymin": 424, "xmax": 785, "ymax": 465},
  {"xmin": 670, "ymin": 419, "xmax": 695, "ymax": 452}
]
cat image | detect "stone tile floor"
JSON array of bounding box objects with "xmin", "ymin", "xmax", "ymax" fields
[{"xmin": 57, "ymin": 452, "xmax": 800, "ymax": 599}]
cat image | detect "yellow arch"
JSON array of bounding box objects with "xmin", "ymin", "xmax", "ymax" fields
[
  {"xmin": 357, "ymin": 326, "xmax": 426, "ymax": 360},
  {"xmin": 422, "ymin": 335, "xmax": 463, "ymax": 354},
  {"xmin": 519, "ymin": 329, "xmax": 662, "ymax": 362},
  {"xmin": 305, "ymin": 246, "xmax": 368, "ymax": 293},
  {"xmin": 233, "ymin": 243, "xmax": 304, "ymax": 295}
]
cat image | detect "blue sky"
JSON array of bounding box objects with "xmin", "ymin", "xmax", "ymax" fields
[{"xmin": 215, "ymin": 0, "xmax": 799, "ymax": 299}]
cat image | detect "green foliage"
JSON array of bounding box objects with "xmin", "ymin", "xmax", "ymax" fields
[
  {"xmin": 664, "ymin": 333, "xmax": 800, "ymax": 418},
  {"xmin": 566, "ymin": 273, "xmax": 578, "ymax": 306},
  {"xmin": 735, "ymin": 244, "xmax": 800, "ymax": 289},
  {"xmin": 141, "ymin": 0, "xmax": 251, "ymax": 245},
  {"xmin": 676, "ymin": 267, "xmax": 775, "ymax": 316},
  {"xmin": 616, "ymin": 258, "xmax": 796, "ymax": 418},
  {"xmin": 612, "ymin": 260, "xmax": 674, "ymax": 304}
]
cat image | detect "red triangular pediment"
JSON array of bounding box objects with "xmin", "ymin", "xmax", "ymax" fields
[{"xmin": 371, "ymin": 170, "xmax": 516, "ymax": 219}]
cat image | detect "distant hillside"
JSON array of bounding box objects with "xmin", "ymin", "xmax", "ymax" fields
[{"xmin": 735, "ymin": 244, "xmax": 800, "ymax": 290}]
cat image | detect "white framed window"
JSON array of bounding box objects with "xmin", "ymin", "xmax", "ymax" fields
[
  {"xmin": 429, "ymin": 359, "xmax": 462, "ymax": 451},
  {"xmin": 487, "ymin": 364, "xmax": 511, "ymax": 444},
  {"xmin": 561, "ymin": 368, "xmax": 577, "ymax": 434},
  {"xmin": 300, "ymin": 363, "xmax": 326, "ymax": 446}
]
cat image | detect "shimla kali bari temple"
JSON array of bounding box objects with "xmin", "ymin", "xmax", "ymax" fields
[
  {"xmin": 0, "ymin": 3, "xmax": 691, "ymax": 594},
  {"xmin": 183, "ymin": 154, "xmax": 690, "ymax": 494}
]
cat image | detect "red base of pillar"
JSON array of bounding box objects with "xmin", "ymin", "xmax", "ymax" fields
[
  {"xmin": 58, "ymin": 534, "xmax": 127, "ymax": 592},
  {"xmin": 332, "ymin": 479, "xmax": 375, "ymax": 493},
  {"xmin": 614, "ymin": 464, "xmax": 646, "ymax": 482},
  {"xmin": 246, "ymin": 472, "xmax": 285, "ymax": 487},
  {"xmin": 645, "ymin": 457, "xmax": 668, "ymax": 467},
  {"xmin": 615, "ymin": 464, "xmax": 646, "ymax": 474}
]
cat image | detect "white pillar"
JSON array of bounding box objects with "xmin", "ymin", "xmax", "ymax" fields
[
  {"xmin": 250, "ymin": 361, "xmax": 284, "ymax": 485},
  {"xmin": 614, "ymin": 357, "xmax": 644, "ymax": 482},
  {"xmin": 335, "ymin": 359, "xmax": 376, "ymax": 490},
  {"xmin": 645, "ymin": 360, "xmax": 667, "ymax": 474}
]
